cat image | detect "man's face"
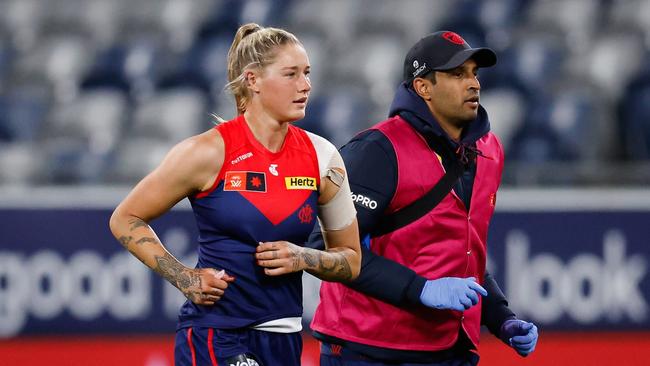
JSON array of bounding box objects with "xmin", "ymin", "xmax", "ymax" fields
[{"xmin": 429, "ymin": 59, "xmax": 481, "ymax": 129}]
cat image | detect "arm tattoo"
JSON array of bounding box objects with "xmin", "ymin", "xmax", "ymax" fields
[
  {"xmin": 289, "ymin": 246, "xmax": 301, "ymax": 272},
  {"xmin": 118, "ymin": 236, "xmax": 133, "ymax": 248},
  {"xmin": 128, "ymin": 218, "xmax": 149, "ymax": 231},
  {"xmin": 306, "ymin": 250, "xmax": 353, "ymax": 281},
  {"xmin": 334, "ymin": 254, "xmax": 353, "ymax": 280},
  {"xmin": 302, "ymin": 251, "xmax": 318, "ymax": 268},
  {"xmin": 135, "ymin": 237, "xmax": 159, "ymax": 245},
  {"xmin": 153, "ymin": 252, "xmax": 200, "ymax": 300}
]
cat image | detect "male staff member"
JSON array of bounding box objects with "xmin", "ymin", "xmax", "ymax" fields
[{"xmin": 309, "ymin": 31, "xmax": 538, "ymax": 365}]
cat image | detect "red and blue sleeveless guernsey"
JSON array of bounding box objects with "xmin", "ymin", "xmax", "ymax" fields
[
  {"xmin": 311, "ymin": 116, "xmax": 504, "ymax": 351},
  {"xmin": 178, "ymin": 115, "xmax": 321, "ymax": 330}
]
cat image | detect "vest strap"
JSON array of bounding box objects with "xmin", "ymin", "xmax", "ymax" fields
[{"xmin": 371, "ymin": 154, "xmax": 463, "ymax": 237}]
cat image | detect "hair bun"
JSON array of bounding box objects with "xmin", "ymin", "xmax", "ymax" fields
[{"xmin": 240, "ymin": 23, "xmax": 262, "ymax": 39}]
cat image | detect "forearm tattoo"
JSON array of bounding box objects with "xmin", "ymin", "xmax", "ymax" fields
[
  {"xmin": 286, "ymin": 245, "xmax": 302, "ymax": 272},
  {"xmin": 120, "ymin": 218, "xmax": 198, "ymax": 299},
  {"xmin": 303, "ymin": 249, "xmax": 353, "ymax": 281},
  {"xmin": 118, "ymin": 236, "xmax": 133, "ymax": 248},
  {"xmin": 128, "ymin": 218, "xmax": 149, "ymax": 231},
  {"xmin": 303, "ymin": 251, "xmax": 318, "ymax": 268},
  {"xmin": 135, "ymin": 237, "xmax": 159, "ymax": 245},
  {"xmin": 153, "ymin": 252, "xmax": 201, "ymax": 301}
]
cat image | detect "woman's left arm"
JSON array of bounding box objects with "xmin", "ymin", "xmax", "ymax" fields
[{"xmin": 255, "ymin": 150, "xmax": 361, "ymax": 282}]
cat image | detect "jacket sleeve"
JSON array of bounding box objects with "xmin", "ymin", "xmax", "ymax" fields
[
  {"xmin": 481, "ymin": 270, "xmax": 516, "ymax": 337},
  {"xmin": 306, "ymin": 130, "xmax": 426, "ymax": 305}
]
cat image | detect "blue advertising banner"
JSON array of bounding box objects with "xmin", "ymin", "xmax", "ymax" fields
[
  {"xmin": 0, "ymin": 208, "xmax": 199, "ymax": 337},
  {"xmin": 487, "ymin": 211, "xmax": 648, "ymax": 331},
  {"xmin": 1, "ymin": 197, "xmax": 648, "ymax": 337}
]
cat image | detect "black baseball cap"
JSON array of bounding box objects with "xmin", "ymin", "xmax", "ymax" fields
[{"xmin": 403, "ymin": 31, "xmax": 497, "ymax": 82}]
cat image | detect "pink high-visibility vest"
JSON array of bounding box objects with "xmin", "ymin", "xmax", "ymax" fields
[{"xmin": 311, "ymin": 115, "xmax": 504, "ymax": 351}]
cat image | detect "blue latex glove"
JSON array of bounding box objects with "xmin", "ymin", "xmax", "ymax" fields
[
  {"xmin": 419, "ymin": 277, "xmax": 488, "ymax": 311},
  {"xmin": 500, "ymin": 319, "xmax": 538, "ymax": 356}
]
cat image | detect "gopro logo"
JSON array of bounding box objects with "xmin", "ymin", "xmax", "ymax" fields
[{"xmin": 351, "ymin": 192, "xmax": 378, "ymax": 210}]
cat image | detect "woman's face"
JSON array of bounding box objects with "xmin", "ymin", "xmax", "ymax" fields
[{"xmin": 252, "ymin": 43, "xmax": 311, "ymax": 123}]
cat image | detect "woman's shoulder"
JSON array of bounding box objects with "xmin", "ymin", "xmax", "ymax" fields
[
  {"xmin": 167, "ymin": 128, "xmax": 224, "ymax": 173},
  {"xmin": 301, "ymin": 129, "xmax": 336, "ymax": 155},
  {"xmin": 190, "ymin": 128, "xmax": 224, "ymax": 159}
]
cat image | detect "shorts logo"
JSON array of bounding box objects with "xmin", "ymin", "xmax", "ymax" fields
[
  {"xmin": 351, "ymin": 192, "xmax": 378, "ymax": 210},
  {"xmin": 330, "ymin": 344, "xmax": 342, "ymax": 356},
  {"xmin": 285, "ymin": 176, "xmax": 317, "ymax": 190},
  {"xmin": 225, "ymin": 355, "xmax": 260, "ymax": 366},
  {"xmin": 224, "ymin": 171, "xmax": 266, "ymax": 192},
  {"xmin": 298, "ymin": 204, "xmax": 314, "ymax": 224}
]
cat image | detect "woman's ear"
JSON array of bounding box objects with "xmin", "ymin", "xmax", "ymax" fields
[{"xmin": 245, "ymin": 70, "xmax": 260, "ymax": 93}]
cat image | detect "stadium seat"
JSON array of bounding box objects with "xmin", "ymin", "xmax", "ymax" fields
[
  {"xmin": 81, "ymin": 40, "xmax": 168, "ymax": 98},
  {"xmin": 300, "ymin": 86, "xmax": 376, "ymax": 147},
  {"xmin": 583, "ymin": 27, "xmax": 645, "ymax": 100},
  {"xmin": 0, "ymin": 0, "xmax": 45, "ymax": 50},
  {"xmin": 12, "ymin": 33, "xmax": 95, "ymax": 99},
  {"xmin": 478, "ymin": 0, "xmax": 531, "ymax": 32},
  {"xmin": 288, "ymin": 0, "xmax": 356, "ymax": 45},
  {"xmin": 526, "ymin": 0, "xmax": 602, "ymax": 43},
  {"xmin": 106, "ymin": 137, "xmax": 175, "ymax": 184},
  {"xmin": 546, "ymin": 81, "xmax": 611, "ymax": 161},
  {"xmin": 507, "ymin": 123, "xmax": 562, "ymax": 163},
  {"xmin": 354, "ymin": 0, "xmax": 442, "ymax": 44},
  {"xmin": 39, "ymin": 88, "xmax": 127, "ymax": 183},
  {"xmin": 619, "ymin": 73, "xmax": 650, "ymax": 160},
  {"xmin": 0, "ymin": 83, "xmax": 50, "ymax": 143},
  {"xmin": 39, "ymin": 138, "xmax": 109, "ymax": 184},
  {"xmin": 479, "ymin": 86, "xmax": 529, "ymax": 150},
  {"xmin": 160, "ymin": 0, "xmax": 214, "ymax": 51},
  {"xmin": 608, "ymin": 0, "xmax": 650, "ymax": 37},
  {"xmin": 44, "ymin": 89, "xmax": 128, "ymax": 154},
  {"xmin": 0, "ymin": 142, "xmax": 42, "ymax": 185},
  {"xmin": 505, "ymin": 29, "xmax": 568, "ymax": 91},
  {"xmin": 0, "ymin": 0, "xmax": 648, "ymax": 186},
  {"xmin": 333, "ymin": 31, "xmax": 406, "ymax": 109},
  {"xmin": 176, "ymin": 34, "xmax": 232, "ymax": 94},
  {"xmin": 130, "ymin": 88, "xmax": 207, "ymax": 142}
]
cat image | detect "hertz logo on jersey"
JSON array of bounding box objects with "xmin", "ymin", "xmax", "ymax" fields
[{"xmin": 285, "ymin": 176, "xmax": 317, "ymax": 190}]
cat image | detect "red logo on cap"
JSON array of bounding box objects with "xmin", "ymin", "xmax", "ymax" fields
[{"xmin": 442, "ymin": 31, "xmax": 465, "ymax": 45}]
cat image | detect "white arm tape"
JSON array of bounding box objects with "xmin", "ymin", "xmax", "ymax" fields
[{"xmin": 318, "ymin": 151, "xmax": 356, "ymax": 231}]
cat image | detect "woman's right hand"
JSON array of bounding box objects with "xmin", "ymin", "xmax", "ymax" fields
[{"xmin": 181, "ymin": 268, "xmax": 235, "ymax": 306}]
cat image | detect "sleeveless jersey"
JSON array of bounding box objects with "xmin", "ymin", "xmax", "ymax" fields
[{"xmin": 178, "ymin": 115, "xmax": 322, "ymax": 330}]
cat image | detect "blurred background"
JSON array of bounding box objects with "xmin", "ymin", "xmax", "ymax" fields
[{"xmin": 0, "ymin": 0, "xmax": 649, "ymax": 365}]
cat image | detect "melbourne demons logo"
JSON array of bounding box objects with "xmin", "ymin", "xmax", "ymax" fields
[
  {"xmin": 298, "ymin": 204, "xmax": 314, "ymax": 224},
  {"xmin": 442, "ymin": 31, "xmax": 465, "ymax": 45}
]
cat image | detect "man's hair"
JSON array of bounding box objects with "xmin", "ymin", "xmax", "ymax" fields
[
  {"xmin": 423, "ymin": 72, "xmax": 437, "ymax": 85},
  {"xmin": 410, "ymin": 71, "xmax": 436, "ymax": 90}
]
